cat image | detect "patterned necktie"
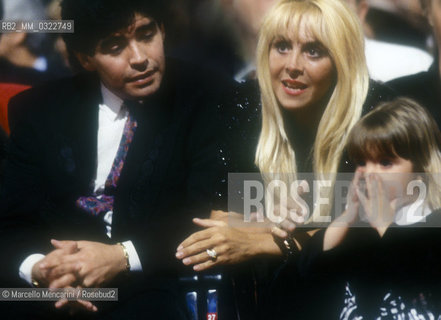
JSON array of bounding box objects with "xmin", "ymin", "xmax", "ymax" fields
[{"xmin": 76, "ymin": 106, "xmax": 138, "ymax": 216}]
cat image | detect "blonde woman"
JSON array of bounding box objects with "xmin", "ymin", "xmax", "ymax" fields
[{"xmin": 176, "ymin": 0, "xmax": 394, "ymax": 272}]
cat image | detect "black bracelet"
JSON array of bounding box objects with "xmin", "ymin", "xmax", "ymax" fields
[{"xmin": 274, "ymin": 235, "xmax": 299, "ymax": 260}]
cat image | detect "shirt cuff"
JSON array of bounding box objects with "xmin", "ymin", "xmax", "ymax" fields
[
  {"xmin": 19, "ymin": 254, "xmax": 45, "ymax": 286},
  {"xmin": 122, "ymin": 241, "xmax": 142, "ymax": 272}
]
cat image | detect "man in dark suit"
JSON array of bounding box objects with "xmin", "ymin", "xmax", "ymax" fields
[{"xmin": 0, "ymin": 0, "xmax": 229, "ymax": 318}]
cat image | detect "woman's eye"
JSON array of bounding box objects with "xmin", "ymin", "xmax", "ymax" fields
[
  {"xmin": 307, "ymin": 48, "xmax": 319, "ymax": 57},
  {"xmin": 304, "ymin": 43, "xmax": 326, "ymax": 58},
  {"xmin": 274, "ymin": 40, "xmax": 291, "ymax": 53}
]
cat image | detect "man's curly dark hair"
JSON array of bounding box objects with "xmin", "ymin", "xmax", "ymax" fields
[{"xmin": 61, "ymin": 0, "xmax": 166, "ymax": 71}]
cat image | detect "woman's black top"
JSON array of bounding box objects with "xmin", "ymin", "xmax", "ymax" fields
[
  {"xmin": 214, "ymin": 79, "xmax": 396, "ymax": 210},
  {"xmin": 213, "ymin": 79, "xmax": 396, "ymax": 320}
]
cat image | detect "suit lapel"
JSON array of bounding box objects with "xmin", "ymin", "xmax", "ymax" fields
[
  {"xmin": 118, "ymin": 95, "xmax": 172, "ymax": 191},
  {"xmin": 113, "ymin": 77, "xmax": 179, "ymax": 224}
]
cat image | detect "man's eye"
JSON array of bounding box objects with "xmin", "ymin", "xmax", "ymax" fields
[
  {"xmin": 101, "ymin": 39, "xmax": 125, "ymax": 54},
  {"xmin": 109, "ymin": 44, "xmax": 122, "ymax": 53},
  {"xmin": 357, "ymin": 160, "xmax": 366, "ymax": 167},
  {"xmin": 140, "ymin": 32, "xmax": 154, "ymax": 41}
]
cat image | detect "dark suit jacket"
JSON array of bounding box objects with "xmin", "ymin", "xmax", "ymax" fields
[
  {"xmin": 0, "ymin": 58, "xmax": 230, "ymax": 289},
  {"xmin": 387, "ymin": 62, "xmax": 441, "ymax": 128}
]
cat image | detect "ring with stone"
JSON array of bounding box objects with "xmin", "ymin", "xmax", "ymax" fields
[{"xmin": 206, "ymin": 248, "xmax": 217, "ymax": 260}]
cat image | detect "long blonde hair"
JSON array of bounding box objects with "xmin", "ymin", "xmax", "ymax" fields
[{"xmin": 255, "ymin": 0, "xmax": 369, "ymax": 219}]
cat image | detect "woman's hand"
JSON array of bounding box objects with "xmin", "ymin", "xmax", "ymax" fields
[
  {"xmin": 176, "ymin": 215, "xmax": 282, "ymax": 271},
  {"xmin": 176, "ymin": 218, "xmax": 256, "ymax": 271},
  {"xmin": 210, "ymin": 210, "xmax": 272, "ymax": 233}
]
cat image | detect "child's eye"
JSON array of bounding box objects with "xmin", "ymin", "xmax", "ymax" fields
[
  {"xmin": 357, "ymin": 160, "xmax": 366, "ymax": 167},
  {"xmin": 380, "ymin": 159, "xmax": 393, "ymax": 167}
]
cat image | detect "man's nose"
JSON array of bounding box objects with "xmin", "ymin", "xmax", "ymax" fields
[{"xmin": 129, "ymin": 42, "xmax": 148, "ymax": 70}]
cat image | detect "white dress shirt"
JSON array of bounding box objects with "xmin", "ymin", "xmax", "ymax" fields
[{"xmin": 19, "ymin": 84, "xmax": 143, "ymax": 286}]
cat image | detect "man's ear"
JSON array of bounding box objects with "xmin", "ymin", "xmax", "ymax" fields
[{"xmin": 75, "ymin": 52, "xmax": 96, "ymax": 71}]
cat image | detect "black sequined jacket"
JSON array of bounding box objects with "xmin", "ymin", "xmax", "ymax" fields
[
  {"xmin": 214, "ymin": 79, "xmax": 396, "ymax": 211},
  {"xmin": 212, "ymin": 79, "xmax": 396, "ymax": 320}
]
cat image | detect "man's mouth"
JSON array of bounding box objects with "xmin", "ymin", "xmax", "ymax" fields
[{"xmin": 127, "ymin": 69, "xmax": 157, "ymax": 83}]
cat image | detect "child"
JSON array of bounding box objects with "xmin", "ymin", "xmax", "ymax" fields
[
  {"xmin": 301, "ymin": 98, "xmax": 441, "ymax": 319},
  {"xmin": 325, "ymin": 97, "xmax": 441, "ymax": 249}
]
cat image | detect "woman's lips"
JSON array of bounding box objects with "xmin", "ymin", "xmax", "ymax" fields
[{"xmin": 282, "ymin": 79, "xmax": 307, "ymax": 96}]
